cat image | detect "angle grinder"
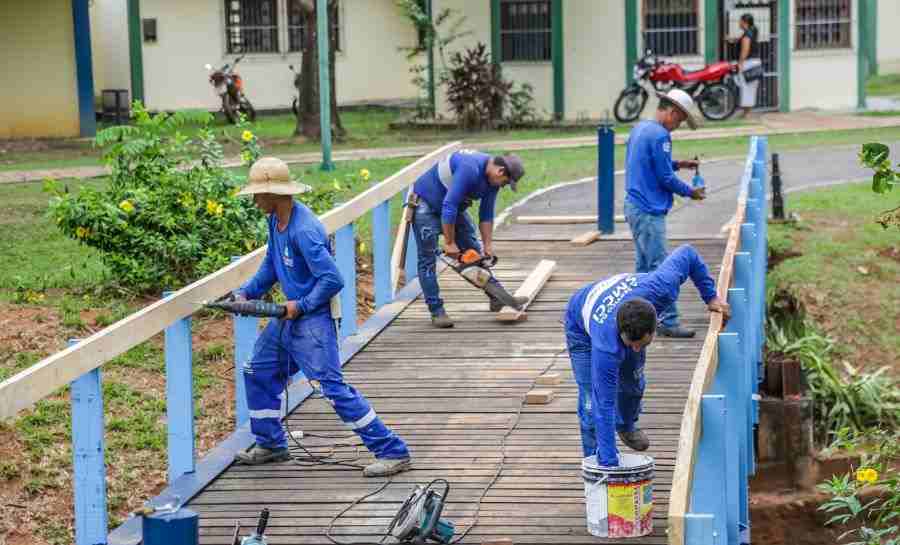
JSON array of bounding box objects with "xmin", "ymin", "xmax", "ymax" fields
[
  {"xmin": 389, "ymin": 481, "xmax": 455, "ymax": 544},
  {"xmin": 232, "ymin": 508, "xmax": 270, "ymax": 545},
  {"xmin": 203, "ymin": 298, "xmax": 287, "ymax": 318}
]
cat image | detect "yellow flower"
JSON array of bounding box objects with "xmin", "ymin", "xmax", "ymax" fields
[
  {"xmin": 75, "ymin": 226, "xmax": 89, "ymax": 239},
  {"xmin": 119, "ymin": 200, "xmax": 135, "ymax": 214},
  {"xmin": 856, "ymin": 468, "xmax": 879, "ymax": 484},
  {"xmin": 360, "ymin": 168, "xmax": 371, "ymax": 181},
  {"xmin": 215, "ymin": 203, "xmax": 224, "ymax": 216},
  {"xmin": 241, "ymin": 130, "xmax": 254, "ymax": 142},
  {"xmin": 206, "ymin": 199, "xmax": 220, "ymax": 215},
  {"xmin": 241, "ymin": 151, "xmax": 253, "ymax": 164},
  {"xmin": 358, "ymin": 242, "xmax": 367, "ymax": 254}
]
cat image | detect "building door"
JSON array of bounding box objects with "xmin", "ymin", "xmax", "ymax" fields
[{"xmin": 720, "ymin": 0, "xmax": 779, "ymax": 110}]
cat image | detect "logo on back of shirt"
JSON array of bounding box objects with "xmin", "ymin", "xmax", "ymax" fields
[
  {"xmin": 662, "ymin": 142, "xmax": 671, "ymax": 154},
  {"xmin": 590, "ymin": 275, "xmax": 639, "ymax": 327},
  {"xmin": 282, "ymin": 245, "xmax": 293, "ymax": 268}
]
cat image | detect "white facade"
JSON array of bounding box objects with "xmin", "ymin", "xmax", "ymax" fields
[
  {"xmin": 91, "ymin": 0, "xmax": 420, "ymax": 112},
  {"xmin": 877, "ymin": 0, "xmax": 900, "ymax": 73}
]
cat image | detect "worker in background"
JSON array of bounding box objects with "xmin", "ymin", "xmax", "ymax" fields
[
  {"xmin": 411, "ymin": 149, "xmax": 527, "ymax": 328},
  {"xmin": 624, "ymin": 88, "xmax": 707, "ymax": 338},
  {"xmin": 563, "ymin": 244, "xmax": 731, "ymax": 466},
  {"xmin": 232, "ymin": 157, "xmax": 411, "ymax": 477}
]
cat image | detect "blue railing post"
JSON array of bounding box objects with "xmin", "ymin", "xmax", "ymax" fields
[
  {"xmin": 163, "ymin": 291, "xmax": 195, "ymax": 483},
  {"xmin": 684, "ymin": 513, "xmax": 717, "ymax": 545},
  {"xmin": 597, "ymin": 119, "xmax": 615, "ymax": 234},
  {"xmin": 230, "ymin": 257, "xmax": 255, "ymax": 428},
  {"xmin": 373, "ymin": 198, "xmax": 393, "ymax": 309},
  {"xmin": 69, "ymin": 338, "xmax": 108, "ymax": 545},
  {"xmin": 734, "ymin": 252, "xmax": 757, "ymax": 475},
  {"xmin": 335, "ymin": 222, "xmax": 358, "ymax": 338},
  {"xmin": 711, "ymin": 333, "xmax": 743, "ymax": 545},
  {"xmin": 727, "ymin": 287, "xmax": 752, "ymax": 542},
  {"xmin": 689, "ymin": 394, "xmax": 729, "ymax": 545},
  {"xmin": 403, "ymin": 188, "xmax": 419, "ymax": 284}
]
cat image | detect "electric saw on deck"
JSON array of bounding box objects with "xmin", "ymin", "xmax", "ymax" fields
[{"xmin": 441, "ymin": 249, "xmax": 524, "ymax": 310}]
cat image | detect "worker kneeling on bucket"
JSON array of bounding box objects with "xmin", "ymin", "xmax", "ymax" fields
[
  {"xmin": 564, "ymin": 245, "xmax": 731, "ymax": 466},
  {"xmin": 232, "ymin": 157, "xmax": 411, "ymax": 477}
]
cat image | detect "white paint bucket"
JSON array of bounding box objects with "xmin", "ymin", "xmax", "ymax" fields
[{"xmin": 582, "ymin": 453, "xmax": 655, "ymax": 538}]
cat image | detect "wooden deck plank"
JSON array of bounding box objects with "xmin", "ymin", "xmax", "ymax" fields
[{"xmin": 186, "ymin": 238, "xmax": 725, "ymax": 545}]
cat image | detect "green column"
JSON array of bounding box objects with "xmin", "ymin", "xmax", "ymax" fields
[
  {"xmin": 778, "ymin": 0, "xmax": 790, "ymax": 112},
  {"xmin": 552, "ymin": 0, "xmax": 564, "ymax": 120},
  {"xmin": 491, "ymin": 0, "xmax": 501, "ymax": 63},
  {"xmin": 425, "ymin": 0, "xmax": 435, "ymax": 117},
  {"xmin": 857, "ymin": 0, "xmax": 868, "ymax": 109},
  {"xmin": 869, "ymin": 0, "xmax": 878, "ymax": 76},
  {"xmin": 704, "ymin": 0, "xmax": 719, "ymax": 64},
  {"xmin": 317, "ymin": 0, "xmax": 334, "ymax": 171},
  {"xmin": 127, "ymin": 0, "xmax": 144, "ymax": 105},
  {"xmin": 625, "ymin": 0, "xmax": 638, "ymax": 85}
]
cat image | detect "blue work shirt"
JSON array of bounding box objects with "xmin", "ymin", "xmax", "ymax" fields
[
  {"xmin": 239, "ymin": 201, "xmax": 344, "ymax": 317},
  {"xmin": 565, "ymin": 245, "xmax": 718, "ymax": 466},
  {"xmin": 412, "ymin": 150, "xmax": 499, "ymax": 225},
  {"xmin": 625, "ymin": 120, "xmax": 694, "ymax": 215}
]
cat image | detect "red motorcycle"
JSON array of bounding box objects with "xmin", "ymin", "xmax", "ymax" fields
[
  {"xmin": 204, "ymin": 54, "xmax": 256, "ymax": 124},
  {"xmin": 614, "ymin": 50, "xmax": 739, "ymax": 123}
]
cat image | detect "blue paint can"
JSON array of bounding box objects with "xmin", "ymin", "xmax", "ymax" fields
[{"xmin": 142, "ymin": 508, "xmax": 199, "ymax": 545}]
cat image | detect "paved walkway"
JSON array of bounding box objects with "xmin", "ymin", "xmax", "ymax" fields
[{"xmin": 3, "ymin": 111, "xmax": 898, "ymax": 184}]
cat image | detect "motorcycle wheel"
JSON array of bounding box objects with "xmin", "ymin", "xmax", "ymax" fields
[
  {"xmin": 222, "ymin": 94, "xmax": 238, "ymax": 124},
  {"xmin": 697, "ymin": 82, "xmax": 738, "ymax": 121},
  {"xmin": 614, "ymin": 88, "xmax": 648, "ymax": 123},
  {"xmin": 238, "ymin": 97, "xmax": 256, "ymax": 122}
]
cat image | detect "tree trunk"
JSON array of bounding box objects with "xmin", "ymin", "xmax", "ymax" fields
[{"xmin": 293, "ymin": 0, "xmax": 344, "ymax": 140}]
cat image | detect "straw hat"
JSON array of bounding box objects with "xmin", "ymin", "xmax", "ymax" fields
[
  {"xmin": 655, "ymin": 89, "xmax": 698, "ymax": 130},
  {"xmin": 237, "ymin": 157, "xmax": 312, "ymax": 196}
]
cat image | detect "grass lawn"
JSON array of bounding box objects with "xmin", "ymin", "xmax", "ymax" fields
[
  {"xmin": 0, "ymin": 107, "xmax": 758, "ymax": 173},
  {"xmin": 866, "ymin": 73, "xmax": 900, "ymax": 97},
  {"xmin": 768, "ymin": 182, "xmax": 900, "ymax": 374}
]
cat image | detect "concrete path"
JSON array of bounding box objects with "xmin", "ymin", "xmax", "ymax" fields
[
  {"xmin": 3, "ymin": 111, "xmax": 898, "ymax": 184},
  {"xmin": 496, "ymin": 141, "xmax": 896, "ymax": 243}
]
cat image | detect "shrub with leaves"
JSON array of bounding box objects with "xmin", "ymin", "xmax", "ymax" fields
[
  {"xmin": 445, "ymin": 42, "xmax": 512, "ymax": 130},
  {"xmin": 859, "ymin": 143, "xmax": 900, "ymax": 229},
  {"xmin": 47, "ymin": 102, "xmax": 267, "ymax": 291},
  {"xmin": 506, "ymin": 82, "xmax": 539, "ymax": 126},
  {"xmin": 819, "ymin": 429, "xmax": 900, "ymax": 545}
]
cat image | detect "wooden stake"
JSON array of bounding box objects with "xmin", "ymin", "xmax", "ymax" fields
[
  {"xmin": 535, "ymin": 373, "xmax": 561, "ymax": 386},
  {"xmin": 496, "ymin": 260, "xmax": 556, "ymax": 322},
  {"xmin": 526, "ymin": 389, "xmax": 554, "ymax": 405},
  {"xmin": 570, "ymin": 230, "xmax": 602, "ymax": 247}
]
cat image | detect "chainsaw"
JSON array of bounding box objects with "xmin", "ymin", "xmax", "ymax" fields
[
  {"xmin": 388, "ymin": 482, "xmax": 455, "ymax": 544},
  {"xmin": 441, "ymin": 249, "xmax": 524, "ymax": 310}
]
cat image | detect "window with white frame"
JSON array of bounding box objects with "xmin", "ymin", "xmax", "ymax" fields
[
  {"xmin": 642, "ymin": 0, "xmax": 699, "ymax": 57},
  {"xmin": 225, "ymin": 0, "xmax": 279, "ymax": 54},
  {"xmin": 287, "ymin": 0, "xmax": 342, "ymax": 53},
  {"xmin": 499, "ymin": 0, "xmax": 552, "ymax": 62},
  {"xmin": 795, "ymin": 0, "xmax": 852, "ymax": 50}
]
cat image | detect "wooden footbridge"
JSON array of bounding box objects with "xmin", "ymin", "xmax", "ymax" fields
[{"xmin": 0, "ymin": 139, "xmax": 769, "ymax": 545}]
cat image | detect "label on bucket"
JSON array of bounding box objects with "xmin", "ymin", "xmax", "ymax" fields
[{"xmin": 606, "ymin": 480, "xmax": 653, "ymax": 538}]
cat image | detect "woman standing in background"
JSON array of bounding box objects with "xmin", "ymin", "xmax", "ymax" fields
[{"xmin": 733, "ymin": 13, "xmax": 763, "ymax": 119}]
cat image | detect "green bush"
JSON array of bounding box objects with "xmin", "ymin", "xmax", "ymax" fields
[{"xmin": 47, "ymin": 103, "xmax": 267, "ymax": 291}]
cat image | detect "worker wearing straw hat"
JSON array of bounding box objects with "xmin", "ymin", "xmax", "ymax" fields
[
  {"xmin": 232, "ymin": 157, "xmax": 411, "ymax": 477},
  {"xmin": 623, "ymin": 89, "xmax": 707, "ymax": 339}
]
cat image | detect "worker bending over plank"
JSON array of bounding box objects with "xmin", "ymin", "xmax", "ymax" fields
[
  {"xmin": 232, "ymin": 157, "xmax": 410, "ymax": 477},
  {"xmin": 563, "ymin": 244, "xmax": 731, "ymax": 466}
]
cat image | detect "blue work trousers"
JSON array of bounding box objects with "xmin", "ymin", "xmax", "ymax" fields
[
  {"xmin": 624, "ymin": 199, "xmax": 679, "ymax": 328},
  {"xmin": 411, "ymin": 199, "xmax": 504, "ymax": 314},
  {"xmin": 564, "ymin": 318, "xmax": 646, "ymax": 458},
  {"xmin": 243, "ymin": 313, "xmax": 409, "ymax": 459}
]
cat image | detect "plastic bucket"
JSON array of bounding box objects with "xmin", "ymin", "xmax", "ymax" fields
[{"xmin": 582, "ymin": 453, "xmax": 654, "ymax": 538}]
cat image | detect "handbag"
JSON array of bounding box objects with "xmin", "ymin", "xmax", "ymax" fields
[{"xmin": 742, "ymin": 63, "xmax": 764, "ymax": 82}]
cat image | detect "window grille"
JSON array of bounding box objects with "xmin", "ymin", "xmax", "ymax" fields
[
  {"xmin": 795, "ymin": 0, "xmax": 851, "ymax": 50},
  {"xmin": 500, "ymin": 0, "xmax": 552, "ymax": 62},
  {"xmin": 287, "ymin": 0, "xmax": 341, "ymax": 52},
  {"xmin": 224, "ymin": 0, "xmax": 279, "ymax": 54},
  {"xmin": 642, "ymin": 0, "xmax": 699, "ymax": 57}
]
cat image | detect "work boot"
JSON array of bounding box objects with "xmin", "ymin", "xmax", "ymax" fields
[
  {"xmin": 657, "ymin": 325, "xmax": 696, "ymax": 338},
  {"xmin": 618, "ymin": 429, "xmax": 650, "ymax": 452},
  {"xmin": 489, "ymin": 295, "xmax": 529, "ymax": 312},
  {"xmin": 363, "ymin": 457, "xmax": 411, "ymax": 478},
  {"xmin": 235, "ymin": 445, "xmax": 290, "ymax": 465},
  {"xmin": 431, "ymin": 309, "xmax": 454, "ymax": 329}
]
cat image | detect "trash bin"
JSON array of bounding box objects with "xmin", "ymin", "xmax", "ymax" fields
[{"xmin": 101, "ymin": 89, "xmax": 130, "ymax": 125}]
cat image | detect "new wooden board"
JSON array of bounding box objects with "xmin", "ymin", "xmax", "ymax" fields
[
  {"xmin": 516, "ymin": 215, "xmax": 625, "ymax": 224},
  {"xmin": 570, "ymin": 230, "xmax": 602, "ymax": 247},
  {"xmin": 496, "ymin": 260, "xmax": 556, "ymax": 322}
]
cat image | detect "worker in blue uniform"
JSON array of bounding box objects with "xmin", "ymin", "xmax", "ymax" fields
[
  {"xmin": 624, "ymin": 89, "xmax": 707, "ymax": 338},
  {"xmin": 233, "ymin": 157, "xmax": 411, "ymax": 477},
  {"xmin": 411, "ymin": 149, "xmax": 527, "ymax": 328},
  {"xmin": 563, "ymin": 244, "xmax": 731, "ymax": 467}
]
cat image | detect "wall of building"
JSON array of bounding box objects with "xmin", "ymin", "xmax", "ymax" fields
[
  {"xmin": 0, "ymin": 0, "xmax": 80, "ymax": 138},
  {"xmin": 134, "ymin": 0, "xmax": 418, "ymax": 111},
  {"xmin": 90, "ymin": 0, "xmax": 132, "ymax": 99},
  {"xmin": 787, "ymin": 0, "xmax": 858, "ymax": 110},
  {"xmin": 877, "ymin": 0, "xmax": 900, "ymax": 73},
  {"xmin": 565, "ymin": 2, "xmax": 626, "ymax": 120}
]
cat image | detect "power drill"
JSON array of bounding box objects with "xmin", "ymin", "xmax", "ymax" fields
[
  {"xmin": 204, "ymin": 299, "xmax": 286, "ymax": 318},
  {"xmin": 231, "ymin": 508, "xmax": 270, "ymax": 545}
]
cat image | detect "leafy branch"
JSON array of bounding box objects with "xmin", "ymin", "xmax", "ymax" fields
[{"xmin": 859, "ymin": 143, "xmax": 900, "ymax": 229}]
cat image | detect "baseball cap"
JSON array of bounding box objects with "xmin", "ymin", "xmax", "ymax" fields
[{"xmin": 497, "ymin": 154, "xmax": 525, "ymax": 191}]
